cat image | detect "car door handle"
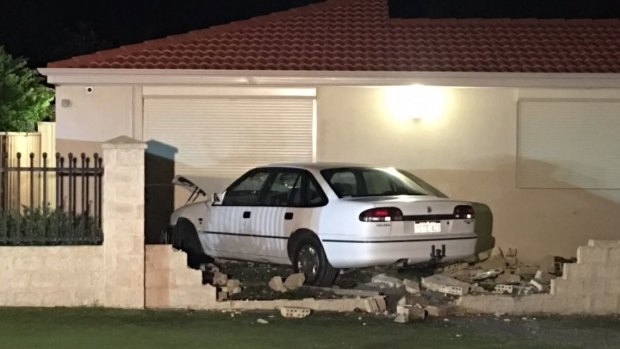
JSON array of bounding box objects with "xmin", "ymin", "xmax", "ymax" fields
[
  {"xmin": 243, "ymin": 211, "xmax": 251, "ymax": 219},
  {"xmin": 284, "ymin": 212, "xmax": 294, "ymax": 220}
]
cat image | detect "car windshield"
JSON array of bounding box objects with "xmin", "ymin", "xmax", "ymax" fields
[{"xmin": 320, "ymin": 167, "xmax": 431, "ymax": 198}]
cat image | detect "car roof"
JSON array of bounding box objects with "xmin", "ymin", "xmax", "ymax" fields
[{"xmin": 264, "ymin": 162, "xmax": 371, "ymax": 171}]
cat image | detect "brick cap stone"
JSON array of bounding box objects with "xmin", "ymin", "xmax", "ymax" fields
[{"xmin": 102, "ymin": 136, "xmax": 147, "ymax": 149}]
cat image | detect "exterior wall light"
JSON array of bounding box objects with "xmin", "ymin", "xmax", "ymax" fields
[{"xmin": 385, "ymin": 85, "xmax": 447, "ymax": 122}]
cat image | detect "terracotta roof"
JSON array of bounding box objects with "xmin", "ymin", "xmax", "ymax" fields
[{"xmin": 48, "ymin": 0, "xmax": 620, "ymax": 73}]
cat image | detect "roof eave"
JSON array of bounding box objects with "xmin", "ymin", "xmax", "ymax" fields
[{"xmin": 38, "ymin": 68, "xmax": 620, "ymax": 88}]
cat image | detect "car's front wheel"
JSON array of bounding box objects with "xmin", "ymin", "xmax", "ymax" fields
[{"xmin": 292, "ymin": 236, "xmax": 339, "ymax": 286}]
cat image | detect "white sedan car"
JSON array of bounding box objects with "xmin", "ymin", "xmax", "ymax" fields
[{"xmin": 170, "ymin": 163, "xmax": 477, "ymax": 286}]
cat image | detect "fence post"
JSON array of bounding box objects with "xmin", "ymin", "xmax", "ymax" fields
[{"xmin": 102, "ymin": 136, "xmax": 147, "ymax": 309}]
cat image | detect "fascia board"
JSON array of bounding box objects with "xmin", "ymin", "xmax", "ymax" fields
[{"xmin": 38, "ymin": 68, "xmax": 620, "ymax": 88}]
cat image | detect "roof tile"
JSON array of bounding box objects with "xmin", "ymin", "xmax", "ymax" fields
[{"xmin": 48, "ymin": 0, "xmax": 620, "ymax": 73}]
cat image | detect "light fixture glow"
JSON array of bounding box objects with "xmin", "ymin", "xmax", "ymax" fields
[{"xmin": 385, "ymin": 85, "xmax": 447, "ymax": 122}]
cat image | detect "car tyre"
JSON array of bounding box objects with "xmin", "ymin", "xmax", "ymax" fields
[{"xmin": 292, "ymin": 236, "xmax": 339, "ymax": 286}]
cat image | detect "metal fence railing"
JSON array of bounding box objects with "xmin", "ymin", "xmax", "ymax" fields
[{"xmin": 0, "ymin": 152, "xmax": 104, "ymax": 245}]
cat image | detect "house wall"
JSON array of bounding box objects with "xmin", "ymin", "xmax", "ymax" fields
[
  {"xmin": 55, "ymin": 85, "xmax": 136, "ymax": 155},
  {"xmin": 316, "ymin": 86, "xmax": 620, "ymax": 263}
]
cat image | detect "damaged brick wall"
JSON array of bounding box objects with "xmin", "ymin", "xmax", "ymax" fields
[{"xmin": 458, "ymin": 240, "xmax": 620, "ymax": 315}]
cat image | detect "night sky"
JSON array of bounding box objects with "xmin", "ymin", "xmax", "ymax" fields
[{"xmin": 1, "ymin": 0, "xmax": 619, "ymax": 68}]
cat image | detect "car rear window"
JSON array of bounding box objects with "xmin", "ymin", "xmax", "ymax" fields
[{"xmin": 321, "ymin": 167, "xmax": 428, "ymax": 198}]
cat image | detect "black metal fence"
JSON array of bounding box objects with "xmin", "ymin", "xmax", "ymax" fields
[{"xmin": 0, "ymin": 152, "xmax": 104, "ymax": 245}]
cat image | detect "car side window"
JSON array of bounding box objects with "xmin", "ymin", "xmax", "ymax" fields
[
  {"xmin": 222, "ymin": 171, "xmax": 270, "ymax": 206},
  {"xmin": 262, "ymin": 171, "xmax": 301, "ymax": 206},
  {"xmin": 329, "ymin": 171, "xmax": 357, "ymax": 197},
  {"xmin": 306, "ymin": 178, "xmax": 325, "ymax": 205}
]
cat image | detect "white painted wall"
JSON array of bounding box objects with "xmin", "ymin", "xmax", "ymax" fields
[
  {"xmin": 55, "ymin": 85, "xmax": 135, "ymax": 154},
  {"xmin": 316, "ymin": 86, "xmax": 620, "ymax": 262}
]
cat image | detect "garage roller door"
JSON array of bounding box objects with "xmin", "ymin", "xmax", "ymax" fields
[{"xmin": 144, "ymin": 98, "xmax": 314, "ymax": 179}]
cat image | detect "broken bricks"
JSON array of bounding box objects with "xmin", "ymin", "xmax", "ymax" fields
[
  {"xmin": 421, "ymin": 274, "xmax": 471, "ymax": 296},
  {"xmin": 283, "ymin": 273, "xmax": 305, "ymax": 290}
]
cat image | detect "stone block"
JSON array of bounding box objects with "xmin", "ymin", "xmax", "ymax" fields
[
  {"xmin": 591, "ymin": 295, "xmax": 618, "ymax": 315},
  {"xmin": 457, "ymin": 295, "xmax": 515, "ymax": 314},
  {"xmin": 145, "ymin": 288, "xmax": 170, "ymax": 308},
  {"xmin": 540, "ymin": 295, "xmax": 569, "ymax": 314},
  {"xmin": 425, "ymin": 304, "xmax": 451, "ymax": 317},
  {"xmin": 42, "ymin": 291, "xmax": 75, "ymax": 307},
  {"xmin": 13, "ymin": 291, "xmax": 43, "ymax": 307},
  {"xmin": 283, "ymin": 273, "xmax": 305, "ymax": 290},
  {"xmin": 280, "ymin": 306, "xmax": 311, "ymax": 318},
  {"xmin": 608, "ymin": 248, "xmax": 620, "ymax": 265},
  {"xmin": 268, "ymin": 276, "xmax": 287, "ymax": 292},
  {"xmin": 371, "ymin": 273, "xmax": 404, "ymax": 288},
  {"xmin": 421, "ymin": 274, "xmax": 471, "ymax": 296},
  {"xmin": 577, "ymin": 246, "xmax": 608, "ymax": 266},
  {"xmin": 146, "ymin": 270, "xmax": 171, "ymax": 288},
  {"xmin": 403, "ymin": 279, "xmax": 421, "ymax": 295},
  {"xmin": 29, "ymin": 272, "xmax": 61, "ymax": 288},
  {"xmin": 13, "ymin": 256, "xmax": 43, "ymax": 272},
  {"xmin": 513, "ymin": 295, "xmax": 546, "ymax": 315},
  {"xmin": 588, "ymin": 240, "xmax": 620, "ymax": 248},
  {"xmin": 606, "ymin": 279, "xmax": 620, "ymax": 296}
]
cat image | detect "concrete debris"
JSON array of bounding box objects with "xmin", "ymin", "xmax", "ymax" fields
[
  {"xmin": 212, "ymin": 271, "xmax": 228, "ymax": 286},
  {"xmin": 283, "ymin": 273, "xmax": 305, "ymax": 290},
  {"xmin": 441, "ymin": 263, "xmax": 469, "ymax": 274},
  {"xmin": 469, "ymin": 285, "xmax": 489, "ymax": 295},
  {"xmin": 425, "ymin": 304, "xmax": 452, "ymax": 318},
  {"xmin": 539, "ymin": 256, "xmax": 575, "ymax": 277},
  {"xmin": 534, "ymin": 270, "xmax": 553, "ymax": 283},
  {"xmin": 395, "ymin": 304, "xmax": 426, "ymax": 323},
  {"xmin": 529, "ymin": 278, "xmax": 550, "ymax": 293},
  {"xmin": 303, "ymin": 286, "xmax": 381, "ymax": 298},
  {"xmin": 256, "ymin": 318, "xmax": 269, "ymax": 324},
  {"xmin": 496, "ymin": 272, "xmax": 521, "ymax": 284},
  {"xmin": 393, "ymin": 313, "xmax": 408, "ymax": 323},
  {"xmin": 493, "ymin": 284, "xmax": 514, "ymax": 295},
  {"xmin": 371, "ymin": 274, "xmax": 404, "ymax": 289},
  {"xmin": 517, "ymin": 266, "xmax": 538, "ymax": 276},
  {"xmin": 268, "ymin": 276, "xmax": 288, "ymax": 293},
  {"xmin": 364, "ymin": 296, "xmax": 387, "ymax": 314},
  {"xmin": 280, "ymin": 306, "xmax": 311, "ymax": 318},
  {"xmin": 403, "ymin": 279, "xmax": 421, "ymax": 295},
  {"xmin": 471, "ymin": 269, "xmax": 503, "ymax": 281},
  {"xmin": 226, "ymin": 279, "xmax": 242, "ymax": 295},
  {"xmin": 421, "ymin": 274, "xmax": 471, "ymax": 296},
  {"xmin": 476, "ymin": 256, "xmax": 507, "ymax": 270}
]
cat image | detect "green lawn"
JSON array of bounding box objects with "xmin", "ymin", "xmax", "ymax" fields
[{"xmin": 0, "ymin": 307, "xmax": 618, "ymax": 349}]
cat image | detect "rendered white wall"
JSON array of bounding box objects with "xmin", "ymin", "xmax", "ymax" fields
[
  {"xmin": 316, "ymin": 86, "xmax": 620, "ymax": 262},
  {"xmin": 55, "ymin": 85, "xmax": 134, "ymax": 154}
]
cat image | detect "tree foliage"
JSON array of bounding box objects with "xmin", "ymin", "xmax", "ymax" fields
[{"xmin": 0, "ymin": 46, "xmax": 54, "ymax": 132}]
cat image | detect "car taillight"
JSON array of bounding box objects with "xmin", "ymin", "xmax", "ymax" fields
[
  {"xmin": 359, "ymin": 207, "xmax": 403, "ymax": 222},
  {"xmin": 453, "ymin": 205, "xmax": 475, "ymax": 219}
]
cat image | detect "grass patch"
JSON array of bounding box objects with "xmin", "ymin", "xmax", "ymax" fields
[{"xmin": 1, "ymin": 308, "xmax": 618, "ymax": 349}]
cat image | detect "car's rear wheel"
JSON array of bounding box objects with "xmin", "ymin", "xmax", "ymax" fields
[{"xmin": 292, "ymin": 236, "xmax": 339, "ymax": 286}]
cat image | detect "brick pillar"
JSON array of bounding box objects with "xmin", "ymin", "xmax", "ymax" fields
[{"xmin": 102, "ymin": 136, "xmax": 147, "ymax": 308}]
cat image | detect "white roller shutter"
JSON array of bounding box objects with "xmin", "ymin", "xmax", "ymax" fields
[
  {"xmin": 517, "ymin": 99, "xmax": 620, "ymax": 189},
  {"xmin": 144, "ymin": 97, "xmax": 314, "ymax": 180}
]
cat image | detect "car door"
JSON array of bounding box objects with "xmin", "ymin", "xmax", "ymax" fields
[
  {"xmin": 241, "ymin": 169, "xmax": 301, "ymax": 260},
  {"xmin": 244, "ymin": 169, "xmax": 328, "ymax": 262},
  {"xmin": 205, "ymin": 169, "xmax": 271, "ymax": 258}
]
